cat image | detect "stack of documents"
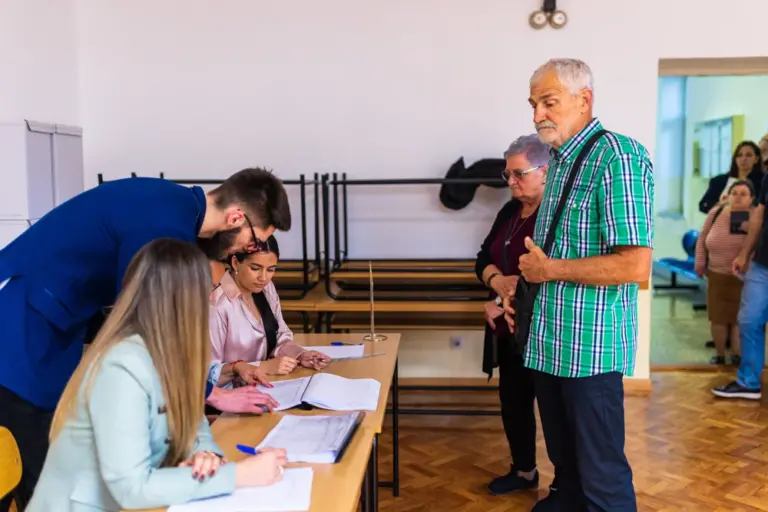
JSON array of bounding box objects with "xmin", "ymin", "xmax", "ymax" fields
[
  {"xmin": 168, "ymin": 467, "xmax": 313, "ymax": 511},
  {"xmin": 257, "ymin": 373, "xmax": 381, "ymax": 411},
  {"xmin": 257, "ymin": 412, "xmax": 364, "ymax": 463}
]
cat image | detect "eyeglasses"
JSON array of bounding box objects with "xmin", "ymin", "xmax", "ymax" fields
[
  {"xmin": 502, "ymin": 166, "xmax": 542, "ymax": 181},
  {"xmin": 243, "ymin": 213, "xmax": 270, "ymax": 253}
]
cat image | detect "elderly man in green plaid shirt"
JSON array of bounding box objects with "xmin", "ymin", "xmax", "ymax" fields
[{"xmin": 504, "ymin": 59, "xmax": 653, "ymax": 512}]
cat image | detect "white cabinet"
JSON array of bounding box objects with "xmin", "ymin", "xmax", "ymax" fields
[{"xmin": 0, "ymin": 120, "xmax": 83, "ymax": 222}]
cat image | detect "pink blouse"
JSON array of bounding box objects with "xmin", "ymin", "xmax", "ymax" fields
[
  {"xmin": 209, "ymin": 272, "xmax": 304, "ymax": 367},
  {"xmin": 694, "ymin": 206, "xmax": 750, "ymax": 275}
]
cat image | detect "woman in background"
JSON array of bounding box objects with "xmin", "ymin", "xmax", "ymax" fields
[
  {"xmin": 28, "ymin": 239, "xmax": 286, "ymax": 512},
  {"xmin": 695, "ymin": 180, "xmax": 755, "ymax": 365},
  {"xmin": 699, "ymin": 141, "xmax": 763, "ymax": 214},
  {"xmin": 475, "ymin": 134, "xmax": 549, "ymax": 496},
  {"xmin": 209, "ymin": 236, "xmax": 329, "ymax": 388}
]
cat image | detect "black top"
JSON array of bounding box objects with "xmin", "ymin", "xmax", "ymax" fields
[
  {"xmin": 474, "ymin": 199, "xmax": 523, "ymax": 282},
  {"xmin": 753, "ymin": 174, "xmax": 768, "ymax": 268},
  {"xmin": 699, "ymin": 169, "xmax": 764, "ymax": 214}
]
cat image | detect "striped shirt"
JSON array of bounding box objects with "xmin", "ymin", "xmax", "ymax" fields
[
  {"xmin": 523, "ymin": 118, "xmax": 654, "ymax": 378},
  {"xmin": 695, "ymin": 206, "xmax": 750, "ymax": 275}
]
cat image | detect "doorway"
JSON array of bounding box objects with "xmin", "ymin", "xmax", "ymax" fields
[{"xmin": 651, "ymin": 57, "xmax": 768, "ymax": 368}]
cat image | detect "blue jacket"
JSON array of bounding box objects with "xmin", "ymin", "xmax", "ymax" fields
[
  {"xmin": 26, "ymin": 335, "xmax": 236, "ymax": 512},
  {"xmin": 0, "ymin": 178, "xmax": 207, "ymax": 409}
]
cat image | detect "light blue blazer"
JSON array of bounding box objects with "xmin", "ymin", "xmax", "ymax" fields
[{"xmin": 27, "ymin": 335, "xmax": 236, "ymax": 512}]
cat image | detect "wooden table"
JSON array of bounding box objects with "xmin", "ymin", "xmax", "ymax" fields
[{"xmin": 129, "ymin": 333, "xmax": 400, "ymax": 512}]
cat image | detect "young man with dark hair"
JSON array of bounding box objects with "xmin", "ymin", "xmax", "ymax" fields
[{"xmin": 0, "ymin": 167, "xmax": 290, "ymax": 512}]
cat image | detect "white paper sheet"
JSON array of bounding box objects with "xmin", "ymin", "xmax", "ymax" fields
[
  {"xmin": 304, "ymin": 373, "xmax": 380, "ymax": 411},
  {"xmin": 302, "ymin": 344, "xmax": 365, "ymax": 360},
  {"xmin": 168, "ymin": 467, "xmax": 313, "ymax": 511},
  {"xmin": 255, "ymin": 377, "xmax": 311, "ymax": 411},
  {"xmin": 257, "ymin": 414, "xmax": 360, "ymax": 463}
]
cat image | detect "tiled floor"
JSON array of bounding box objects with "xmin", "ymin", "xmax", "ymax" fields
[{"xmin": 650, "ymin": 289, "xmax": 714, "ymax": 366}]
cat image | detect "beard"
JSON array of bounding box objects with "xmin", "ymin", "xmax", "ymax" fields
[{"xmin": 196, "ymin": 227, "xmax": 241, "ymax": 261}]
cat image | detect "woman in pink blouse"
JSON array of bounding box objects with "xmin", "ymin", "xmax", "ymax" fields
[
  {"xmin": 209, "ymin": 236, "xmax": 329, "ymax": 387},
  {"xmin": 695, "ymin": 180, "xmax": 755, "ymax": 366}
]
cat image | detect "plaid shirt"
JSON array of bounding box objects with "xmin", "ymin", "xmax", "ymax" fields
[{"xmin": 523, "ymin": 118, "xmax": 654, "ymax": 378}]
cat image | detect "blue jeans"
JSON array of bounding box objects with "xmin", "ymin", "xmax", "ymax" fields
[{"xmin": 737, "ymin": 261, "xmax": 768, "ymax": 389}]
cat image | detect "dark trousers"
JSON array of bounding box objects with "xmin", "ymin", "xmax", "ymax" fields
[
  {"xmin": 534, "ymin": 370, "xmax": 636, "ymax": 512},
  {"xmin": 0, "ymin": 385, "xmax": 53, "ymax": 512},
  {"xmin": 497, "ymin": 337, "xmax": 537, "ymax": 472}
]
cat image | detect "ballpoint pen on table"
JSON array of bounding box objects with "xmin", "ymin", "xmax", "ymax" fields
[{"xmin": 331, "ymin": 342, "xmax": 363, "ymax": 346}]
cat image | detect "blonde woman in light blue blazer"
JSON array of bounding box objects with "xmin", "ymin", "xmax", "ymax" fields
[{"xmin": 27, "ymin": 239, "xmax": 287, "ymax": 512}]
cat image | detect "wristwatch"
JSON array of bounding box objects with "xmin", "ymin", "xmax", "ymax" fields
[{"xmin": 486, "ymin": 272, "xmax": 501, "ymax": 288}]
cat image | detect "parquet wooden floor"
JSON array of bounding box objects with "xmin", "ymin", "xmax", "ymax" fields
[{"xmin": 375, "ymin": 371, "xmax": 768, "ymax": 512}]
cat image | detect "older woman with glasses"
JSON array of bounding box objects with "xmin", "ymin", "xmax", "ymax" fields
[{"xmin": 474, "ymin": 134, "xmax": 549, "ymax": 496}]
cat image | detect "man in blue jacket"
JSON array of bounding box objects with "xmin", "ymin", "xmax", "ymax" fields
[{"xmin": 0, "ymin": 168, "xmax": 291, "ymax": 512}]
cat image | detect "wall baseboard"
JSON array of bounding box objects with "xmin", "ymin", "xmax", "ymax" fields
[{"xmin": 399, "ymin": 377, "xmax": 653, "ymax": 396}]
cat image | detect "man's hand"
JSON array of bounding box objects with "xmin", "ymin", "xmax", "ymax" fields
[
  {"xmin": 518, "ymin": 237, "xmax": 553, "ymax": 283},
  {"xmin": 733, "ymin": 254, "xmax": 749, "ymax": 276},
  {"xmin": 233, "ymin": 362, "xmax": 272, "ymax": 386},
  {"xmin": 484, "ymin": 300, "xmax": 504, "ymax": 329},
  {"xmin": 297, "ymin": 351, "xmax": 331, "ymax": 370},
  {"xmin": 207, "ymin": 386, "xmax": 279, "ymax": 415},
  {"xmin": 491, "ymin": 275, "xmax": 519, "ymax": 299},
  {"xmin": 259, "ymin": 356, "xmax": 298, "ymax": 375}
]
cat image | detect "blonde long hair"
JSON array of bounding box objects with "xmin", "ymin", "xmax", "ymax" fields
[{"xmin": 50, "ymin": 238, "xmax": 212, "ymax": 467}]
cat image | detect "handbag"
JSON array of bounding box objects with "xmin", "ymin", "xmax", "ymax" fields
[{"xmin": 512, "ymin": 129, "xmax": 607, "ymax": 354}]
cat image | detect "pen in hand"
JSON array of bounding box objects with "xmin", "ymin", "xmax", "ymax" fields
[{"xmin": 236, "ymin": 444, "xmax": 261, "ymax": 456}]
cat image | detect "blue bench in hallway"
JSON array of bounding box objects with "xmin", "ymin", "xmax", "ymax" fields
[{"xmin": 653, "ymin": 229, "xmax": 703, "ymax": 291}]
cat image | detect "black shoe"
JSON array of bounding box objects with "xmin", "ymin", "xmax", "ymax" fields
[
  {"xmin": 532, "ymin": 484, "xmax": 562, "ymax": 511},
  {"xmin": 712, "ymin": 381, "xmax": 761, "ymax": 400},
  {"xmin": 488, "ymin": 466, "xmax": 538, "ymax": 495},
  {"xmin": 709, "ymin": 355, "xmax": 726, "ymax": 365},
  {"xmin": 730, "ymin": 355, "xmax": 741, "ymax": 366}
]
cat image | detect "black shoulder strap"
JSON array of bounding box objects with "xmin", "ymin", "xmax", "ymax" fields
[
  {"xmin": 711, "ymin": 204, "xmax": 726, "ymax": 224},
  {"xmin": 541, "ymin": 129, "xmax": 607, "ymax": 255}
]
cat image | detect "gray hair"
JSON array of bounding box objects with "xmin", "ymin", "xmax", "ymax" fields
[
  {"xmin": 530, "ymin": 58, "xmax": 594, "ymax": 95},
  {"xmin": 504, "ymin": 134, "xmax": 551, "ymax": 167}
]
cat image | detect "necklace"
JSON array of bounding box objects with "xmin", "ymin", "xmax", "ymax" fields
[{"xmin": 505, "ymin": 207, "xmax": 538, "ymax": 246}]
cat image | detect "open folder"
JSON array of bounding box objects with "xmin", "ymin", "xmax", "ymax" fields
[
  {"xmin": 257, "ymin": 412, "xmax": 365, "ymax": 463},
  {"xmin": 257, "ymin": 373, "xmax": 381, "ymax": 412}
]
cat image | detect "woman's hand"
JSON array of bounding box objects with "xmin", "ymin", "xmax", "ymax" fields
[
  {"xmin": 503, "ymin": 295, "xmax": 516, "ymax": 333},
  {"xmin": 694, "ymin": 261, "xmax": 706, "ymax": 277},
  {"xmin": 733, "ymin": 254, "xmax": 749, "ymax": 276},
  {"xmin": 492, "ymin": 275, "xmax": 519, "ymax": 298},
  {"xmin": 233, "ymin": 362, "xmax": 272, "ymax": 386},
  {"xmin": 260, "ymin": 356, "xmax": 298, "ymax": 375},
  {"xmin": 235, "ymin": 448, "xmax": 287, "ymax": 488},
  {"xmin": 484, "ymin": 300, "xmax": 504, "ymax": 329},
  {"xmin": 179, "ymin": 451, "xmax": 227, "ymax": 482},
  {"xmin": 207, "ymin": 386, "xmax": 279, "ymax": 414},
  {"xmin": 297, "ymin": 351, "xmax": 331, "ymax": 370}
]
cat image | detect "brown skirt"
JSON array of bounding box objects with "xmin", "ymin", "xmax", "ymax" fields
[{"xmin": 706, "ymin": 270, "xmax": 743, "ymax": 324}]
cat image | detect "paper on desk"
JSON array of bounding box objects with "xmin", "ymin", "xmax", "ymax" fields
[
  {"xmin": 302, "ymin": 344, "xmax": 365, "ymax": 360},
  {"xmin": 168, "ymin": 467, "xmax": 313, "ymax": 511},
  {"xmin": 304, "ymin": 373, "xmax": 380, "ymax": 411},
  {"xmin": 255, "ymin": 377, "xmax": 311, "ymax": 411},
  {"xmin": 257, "ymin": 414, "xmax": 360, "ymax": 463}
]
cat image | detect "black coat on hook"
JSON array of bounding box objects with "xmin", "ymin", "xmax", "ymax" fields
[{"xmin": 439, "ymin": 157, "xmax": 507, "ymax": 210}]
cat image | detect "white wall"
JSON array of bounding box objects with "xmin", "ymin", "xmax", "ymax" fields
[
  {"xmin": 70, "ymin": 0, "xmax": 768, "ymax": 382},
  {"xmin": 0, "ymin": 0, "xmax": 79, "ymax": 124}
]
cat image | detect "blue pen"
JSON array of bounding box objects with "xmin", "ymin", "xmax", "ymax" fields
[
  {"xmin": 331, "ymin": 342, "xmax": 362, "ymax": 346},
  {"xmin": 236, "ymin": 444, "xmax": 261, "ymax": 456}
]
